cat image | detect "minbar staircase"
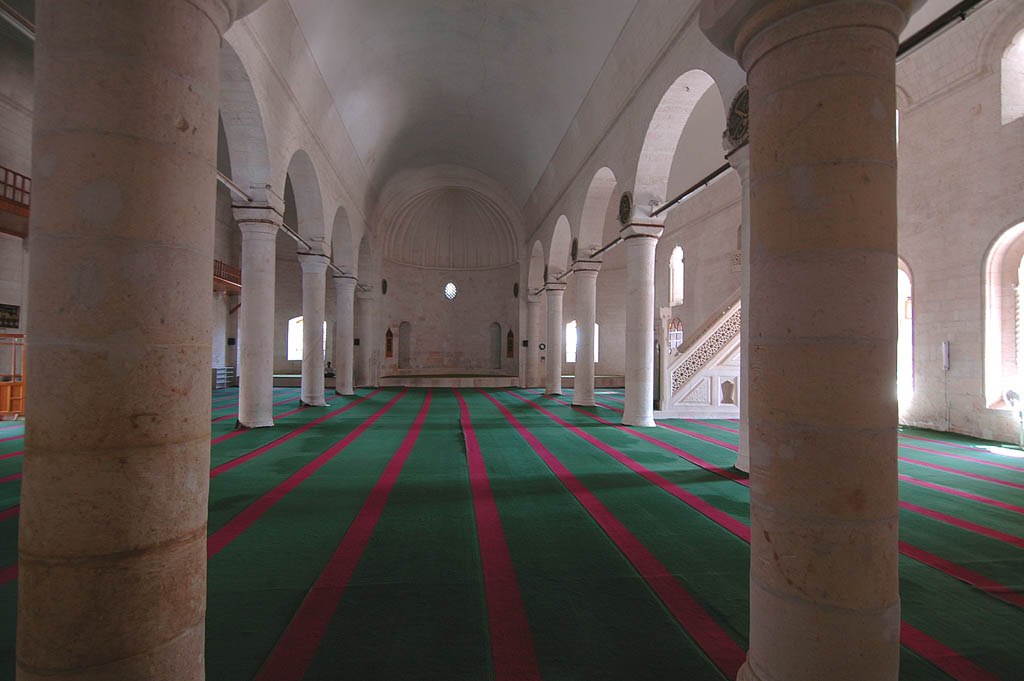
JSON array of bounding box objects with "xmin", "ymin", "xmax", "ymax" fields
[{"xmin": 657, "ymin": 295, "xmax": 741, "ymax": 419}]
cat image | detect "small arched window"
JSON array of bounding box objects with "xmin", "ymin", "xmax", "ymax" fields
[
  {"xmin": 287, "ymin": 316, "xmax": 327, "ymax": 361},
  {"xmin": 507, "ymin": 329, "xmax": 515, "ymax": 358},
  {"xmin": 670, "ymin": 246, "xmax": 684, "ymax": 306},
  {"xmin": 1002, "ymin": 28, "xmax": 1024, "ymax": 124},
  {"xmin": 385, "ymin": 328, "xmax": 394, "ymax": 358},
  {"xmin": 668, "ymin": 318, "xmax": 684, "ymax": 351},
  {"xmin": 565, "ymin": 320, "xmax": 599, "ymax": 363}
]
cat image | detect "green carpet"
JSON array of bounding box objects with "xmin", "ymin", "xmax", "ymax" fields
[{"xmin": 0, "ymin": 389, "xmax": 1019, "ymax": 679}]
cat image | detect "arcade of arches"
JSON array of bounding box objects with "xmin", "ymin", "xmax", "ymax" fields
[{"xmin": 0, "ymin": 0, "xmax": 1023, "ymax": 679}]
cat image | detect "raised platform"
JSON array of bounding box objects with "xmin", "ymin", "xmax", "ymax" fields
[{"xmin": 379, "ymin": 373, "xmax": 519, "ymax": 388}]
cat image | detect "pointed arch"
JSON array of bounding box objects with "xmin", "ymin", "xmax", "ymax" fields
[
  {"xmin": 578, "ymin": 168, "xmax": 618, "ymax": 257},
  {"xmin": 634, "ymin": 70, "xmax": 717, "ymax": 209},
  {"xmin": 528, "ymin": 241, "xmax": 545, "ymax": 298},
  {"xmin": 330, "ymin": 206, "xmax": 355, "ymax": 274},
  {"xmin": 357, "ymin": 231, "xmax": 376, "ymax": 287},
  {"xmin": 285, "ymin": 149, "xmax": 327, "ymax": 244},
  {"xmin": 218, "ymin": 41, "xmax": 271, "ymax": 200},
  {"xmin": 548, "ymin": 216, "xmax": 572, "ymax": 279},
  {"xmin": 984, "ymin": 221, "xmax": 1024, "ymax": 407}
]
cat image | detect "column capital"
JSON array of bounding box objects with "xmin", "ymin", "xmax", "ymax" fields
[
  {"xmin": 574, "ymin": 260, "xmax": 602, "ymax": 276},
  {"xmin": 333, "ymin": 275, "xmax": 358, "ymax": 293},
  {"xmin": 620, "ymin": 220, "xmax": 664, "ymax": 241},
  {"xmin": 234, "ymin": 205, "xmax": 282, "ymax": 239},
  {"xmin": 545, "ymin": 282, "xmax": 567, "ymax": 294},
  {"xmin": 700, "ymin": 0, "xmax": 915, "ymax": 70},
  {"xmin": 726, "ymin": 142, "xmax": 750, "ymax": 175},
  {"xmin": 190, "ymin": 0, "xmax": 269, "ymax": 32},
  {"xmin": 297, "ymin": 252, "xmax": 330, "ymax": 274}
]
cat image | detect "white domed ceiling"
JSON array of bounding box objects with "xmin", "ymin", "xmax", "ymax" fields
[{"xmin": 383, "ymin": 186, "xmax": 517, "ymax": 270}]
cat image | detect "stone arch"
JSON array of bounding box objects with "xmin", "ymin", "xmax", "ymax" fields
[
  {"xmin": 1001, "ymin": 26, "xmax": 1024, "ymax": 124},
  {"xmin": 578, "ymin": 168, "xmax": 618, "ymax": 257},
  {"xmin": 528, "ymin": 241, "xmax": 545, "ymax": 298},
  {"xmin": 983, "ymin": 220, "xmax": 1024, "ymax": 407},
  {"xmin": 897, "ymin": 257, "xmax": 914, "ymax": 406},
  {"xmin": 634, "ymin": 70, "xmax": 717, "ymax": 211},
  {"xmin": 548, "ymin": 216, "xmax": 572, "ymax": 278},
  {"xmin": 330, "ymin": 205, "xmax": 355, "ymax": 274},
  {"xmin": 285, "ymin": 149, "xmax": 328, "ymax": 245},
  {"xmin": 218, "ymin": 40, "xmax": 271, "ymax": 201}
]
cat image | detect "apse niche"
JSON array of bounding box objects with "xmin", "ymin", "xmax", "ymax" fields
[{"xmin": 378, "ymin": 167, "xmax": 521, "ymax": 376}]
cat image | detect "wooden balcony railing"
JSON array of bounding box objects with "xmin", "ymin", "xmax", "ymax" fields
[
  {"xmin": 0, "ymin": 166, "xmax": 30, "ymax": 216},
  {"xmin": 214, "ymin": 259, "xmax": 241, "ymax": 293}
]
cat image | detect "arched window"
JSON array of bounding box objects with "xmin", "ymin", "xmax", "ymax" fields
[
  {"xmin": 385, "ymin": 328, "xmax": 394, "ymax": 358},
  {"xmin": 670, "ymin": 246, "xmax": 684, "ymax": 306},
  {"xmin": 984, "ymin": 222, "xmax": 1024, "ymax": 407},
  {"xmin": 286, "ymin": 316, "xmax": 328, "ymax": 361},
  {"xmin": 897, "ymin": 266, "xmax": 913, "ymax": 404},
  {"xmin": 506, "ymin": 329, "xmax": 515, "ymax": 358},
  {"xmin": 1002, "ymin": 28, "xmax": 1024, "ymax": 124},
  {"xmin": 565, "ymin": 320, "xmax": 599, "ymax": 363},
  {"xmin": 668, "ymin": 318, "xmax": 684, "ymax": 351}
]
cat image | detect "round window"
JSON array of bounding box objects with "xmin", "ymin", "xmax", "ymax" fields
[{"xmin": 444, "ymin": 282, "xmax": 457, "ymax": 300}]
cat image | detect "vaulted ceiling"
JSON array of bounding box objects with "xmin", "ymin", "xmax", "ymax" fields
[{"xmin": 288, "ymin": 0, "xmax": 640, "ymax": 206}]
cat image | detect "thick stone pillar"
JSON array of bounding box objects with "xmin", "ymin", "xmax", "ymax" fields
[
  {"xmin": 700, "ymin": 2, "xmax": 912, "ymax": 680},
  {"xmin": 333, "ymin": 276, "xmax": 357, "ymax": 395},
  {"xmin": 728, "ymin": 141, "xmax": 751, "ymax": 473},
  {"xmin": 298, "ymin": 252, "xmax": 329, "ymax": 407},
  {"xmin": 355, "ymin": 289, "xmax": 375, "ymax": 387},
  {"xmin": 572, "ymin": 261, "xmax": 601, "ymax": 406},
  {"xmin": 21, "ymin": 1, "xmax": 247, "ymax": 679},
  {"xmin": 622, "ymin": 221, "xmax": 663, "ymax": 427},
  {"xmin": 545, "ymin": 282, "xmax": 566, "ymax": 395},
  {"xmin": 235, "ymin": 209, "xmax": 281, "ymax": 428},
  {"xmin": 525, "ymin": 297, "xmax": 543, "ymax": 388}
]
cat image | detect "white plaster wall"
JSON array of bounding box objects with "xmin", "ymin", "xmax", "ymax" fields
[
  {"xmin": 896, "ymin": 0, "xmax": 1024, "ymax": 442},
  {"xmin": 379, "ymin": 262, "xmax": 519, "ymax": 375}
]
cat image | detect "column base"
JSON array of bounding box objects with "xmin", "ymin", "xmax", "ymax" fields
[
  {"xmin": 734, "ymin": 446, "xmax": 750, "ymax": 473},
  {"xmin": 335, "ymin": 389, "xmax": 355, "ymax": 397},
  {"xmin": 301, "ymin": 399, "xmax": 329, "ymax": 408},
  {"xmin": 546, "ymin": 389, "xmax": 563, "ymax": 396},
  {"xmin": 572, "ymin": 398, "xmax": 595, "ymax": 407},
  {"xmin": 238, "ymin": 419, "xmax": 274, "ymax": 429},
  {"xmin": 737, "ymin": 660, "xmax": 761, "ymax": 681},
  {"xmin": 622, "ymin": 415, "xmax": 655, "ymax": 428}
]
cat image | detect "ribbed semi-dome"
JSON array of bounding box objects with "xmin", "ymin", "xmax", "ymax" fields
[{"xmin": 383, "ymin": 187, "xmax": 518, "ymax": 270}]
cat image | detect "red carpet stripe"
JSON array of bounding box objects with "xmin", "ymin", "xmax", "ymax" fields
[
  {"xmin": 899, "ymin": 457, "xmax": 1024, "ymax": 490},
  {"xmin": 483, "ymin": 390, "xmax": 747, "ymax": 680},
  {"xmin": 0, "ymin": 450, "xmax": 21, "ymax": 460},
  {"xmin": 210, "ymin": 390, "xmax": 383, "ymax": 478},
  {"xmin": 0, "ymin": 473, "xmax": 20, "ymax": 484},
  {"xmin": 510, "ymin": 391, "xmax": 750, "ymax": 541},
  {"xmin": 207, "ymin": 389, "xmax": 407, "ymax": 558},
  {"xmin": 685, "ymin": 419, "xmax": 739, "ymax": 435},
  {"xmin": 583, "ymin": 397, "xmax": 1024, "ymax": 553},
  {"xmin": 212, "ymin": 389, "xmax": 302, "ymax": 423},
  {"xmin": 455, "ymin": 390, "xmax": 541, "ymax": 681},
  {"xmin": 899, "ymin": 474, "xmax": 1024, "ymax": 514},
  {"xmin": 0, "ymin": 434, "xmax": 22, "ymax": 444},
  {"xmin": 530, "ymin": 392, "xmax": 1024, "ymax": 664},
  {"xmin": 900, "ymin": 622, "xmax": 1003, "ymax": 681},
  {"xmin": 254, "ymin": 390, "xmax": 431, "ymax": 681},
  {"xmin": 900, "ymin": 433, "xmax": 1005, "ymax": 454},
  {"xmin": 899, "ymin": 501, "xmax": 1024, "ymax": 549},
  {"xmin": 533, "ymin": 391, "xmax": 748, "ymax": 486},
  {"xmin": 210, "ymin": 390, "xmax": 364, "ymax": 446},
  {"xmin": 0, "ymin": 506, "xmax": 18, "ymax": 522},
  {"xmin": 898, "ymin": 541, "xmax": 1024, "ymax": 609},
  {"xmin": 0, "ymin": 423, "xmax": 22, "ymax": 432},
  {"xmin": 901, "ymin": 443, "xmax": 1024, "ymax": 473},
  {"xmin": 0, "ymin": 564, "xmax": 16, "ymax": 586}
]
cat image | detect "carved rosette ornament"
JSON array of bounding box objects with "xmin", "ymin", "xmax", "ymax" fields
[
  {"xmin": 723, "ymin": 86, "xmax": 749, "ymax": 153},
  {"xmin": 618, "ymin": 191, "xmax": 633, "ymax": 226}
]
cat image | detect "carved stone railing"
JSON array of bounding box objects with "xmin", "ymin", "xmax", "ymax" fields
[{"xmin": 669, "ymin": 297, "xmax": 741, "ymax": 395}]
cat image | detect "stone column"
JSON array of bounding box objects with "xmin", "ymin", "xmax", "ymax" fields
[
  {"xmin": 545, "ymin": 282, "xmax": 566, "ymax": 395},
  {"xmin": 21, "ymin": 1, "xmax": 248, "ymax": 679},
  {"xmin": 333, "ymin": 275, "xmax": 357, "ymax": 395},
  {"xmin": 355, "ymin": 289, "xmax": 375, "ymax": 387},
  {"xmin": 573, "ymin": 261, "xmax": 601, "ymax": 406},
  {"xmin": 700, "ymin": 2, "xmax": 911, "ymax": 680},
  {"xmin": 728, "ymin": 141, "xmax": 751, "ymax": 473},
  {"xmin": 298, "ymin": 252, "xmax": 329, "ymax": 407},
  {"xmin": 212, "ymin": 290, "xmax": 228, "ymax": 368},
  {"xmin": 621, "ymin": 221, "xmax": 663, "ymax": 427},
  {"xmin": 525, "ymin": 297, "xmax": 543, "ymax": 387},
  {"xmin": 235, "ymin": 209, "xmax": 281, "ymax": 428}
]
